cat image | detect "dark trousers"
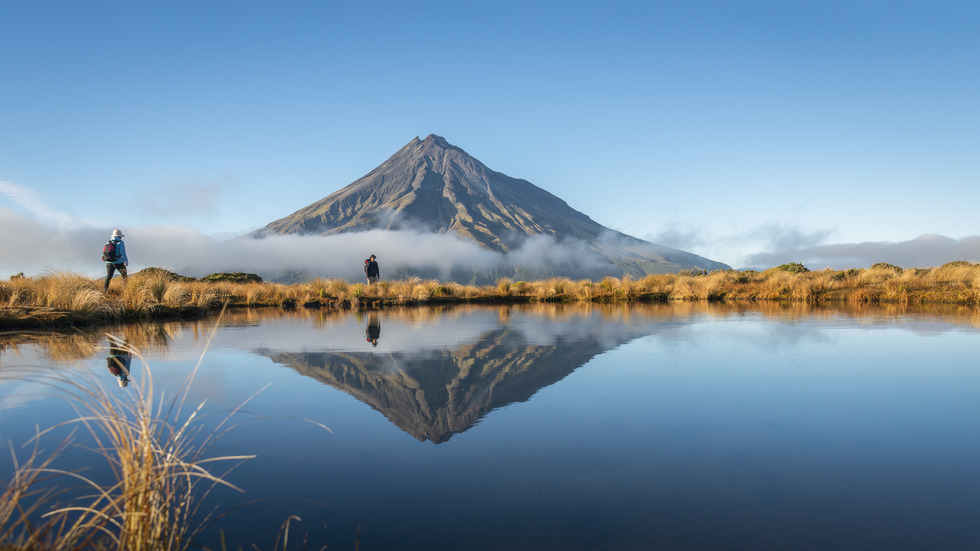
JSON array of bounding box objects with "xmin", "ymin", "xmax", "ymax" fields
[{"xmin": 104, "ymin": 263, "xmax": 128, "ymax": 291}]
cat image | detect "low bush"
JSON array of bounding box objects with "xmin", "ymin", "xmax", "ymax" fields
[
  {"xmin": 870, "ymin": 262, "xmax": 903, "ymax": 273},
  {"xmin": 200, "ymin": 272, "xmax": 263, "ymax": 284},
  {"xmin": 776, "ymin": 262, "xmax": 810, "ymax": 274}
]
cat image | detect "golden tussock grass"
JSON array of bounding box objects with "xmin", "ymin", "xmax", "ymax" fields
[
  {"xmin": 3, "ymin": 262, "xmax": 980, "ymax": 331},
  {"xmin": 35, "ymin": 272, "xmax": 107, "ymax": 315},
  {"xmin": 0, "ymin": 312, "xmax": 329, "ymax": 550},
  {"xmin": 0, "ymin": 341, "xmax": 240, "ymax": 549}
]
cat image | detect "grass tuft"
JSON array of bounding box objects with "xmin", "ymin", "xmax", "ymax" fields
[{"xmin": 1, "ymin": 313, "xmax": 261, "ymax": 550}]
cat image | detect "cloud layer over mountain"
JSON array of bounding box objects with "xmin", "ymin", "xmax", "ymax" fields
[
  {"xmin": 5, "ymin": 207, "xmax": 979, "ymax": 281},
  {"xmin": 0, "ymin": 205, "xmax": 629, "ymax": 280}
]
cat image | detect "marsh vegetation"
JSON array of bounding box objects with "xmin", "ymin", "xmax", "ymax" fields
[{"xmin": 2, "ymin": 262, "xmax": 980, "ymax": 330}]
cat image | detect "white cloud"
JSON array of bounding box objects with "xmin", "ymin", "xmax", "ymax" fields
[
  {"xmin": 0, "ymin": 180, "xmax": 80, "ymax": 229},
  {"xmin": 0, "ymin": 207, "xmax": 612, "ymax": 280},
  {"xmin": 646, "ymin": 226, "xmax": 708, "ymax": 251},
  {"xmin": 4, "ymin": 205, "xmax": 977, "ymax": 280},
  {"xmin": 646, "ymin": 220, "xmax": 835, "ymax": 268},
  {"xmin": 746, "ymin": 223, "xmax": 836, "ymax": 254}
]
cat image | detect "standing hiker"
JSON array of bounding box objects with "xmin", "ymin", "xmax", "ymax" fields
[
  {"xmin": 102, "ymin": 229, "xmax": 129, "ymax": 292},
  {"xmin": 364, "ymin": 254, "xmax": 380, "ymax": 284}
]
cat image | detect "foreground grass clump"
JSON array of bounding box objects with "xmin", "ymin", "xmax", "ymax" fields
[
  {"xmin": 3, "ymin": 262, "xmax": 980, "ymax": 330},
  {"xmin": 0, "ymin": 334, "xmax": 256, "ymax": 550},
  {"xmin": 1, "ymin": 272, "xmax": 117, "ymax": 316}
]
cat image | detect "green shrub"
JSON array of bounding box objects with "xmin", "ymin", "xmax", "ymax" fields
[
  {"xmin": 940, "ymin": 261, "xmax": 975, "ymax": 268},
  {"xmin": 870, "ymin": 263, "xmax": 903, "ymax": 273},
  {"xmin": 776, "ymin": 262, "xmax": 810, "ymax": 274},
  {"xmin": 733, "ymin": 270, "xmax": 759, "ymax": 284},
  {"xmin": 433, "ymin": 285, "xmax": 453, "ymax": 297},
  {"xmin": 831, "ymin": 268, "xmax": 860, "ymax": 281},
  {"xmin": 135, "ymin": 267, "xmax": 196, "ymax": 282},
  {"xmin": 201, "ymin": 272, "xmax": 263, "ymax": 284}
]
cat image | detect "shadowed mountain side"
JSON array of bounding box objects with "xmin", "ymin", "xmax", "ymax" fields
[
  {"xmin": 259, "ymin": 326, "xmax": 642, "ymax": 443},
  {"xmin": 250, "ymin": 134, "xmax": 729, "ymax": 276}
]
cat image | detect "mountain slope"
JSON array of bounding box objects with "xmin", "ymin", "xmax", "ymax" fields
[{"xmin": 252, "ymin": 134, "xmax": 729, "ymax": 275}]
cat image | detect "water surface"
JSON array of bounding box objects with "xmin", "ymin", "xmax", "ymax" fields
[{"xmin": 1, "ymin": 303, "xmax": 979, "ymax": 550}]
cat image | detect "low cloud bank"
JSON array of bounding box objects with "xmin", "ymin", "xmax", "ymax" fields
[
  {"xmin": 5, "ymin": 205, "xmax": 978, "ymax": 281},
  {"xmin": 744, "ymin": 234, "xmax": 980, "ymax": 270},
  {"xmin": 648, "ymin": 220, "xmax": 980, "ymax": 270},
  {"xmin": 0, "ymin": 207, "xmax": 621, "ymax": 281}
]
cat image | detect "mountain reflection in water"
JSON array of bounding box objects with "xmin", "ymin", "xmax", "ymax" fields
[
  {"xmin": 0, "ymin": 303, "xmax": 691, "ymax": 443},
  {"xmin": 259, "ymin": 308, "xmax": 674, "ymax": 443}
]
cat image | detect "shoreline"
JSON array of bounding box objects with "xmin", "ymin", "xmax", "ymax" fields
[
  {"xmin": 3, "ymin": 290, "xmax": 978, "ymax": 333},
  {"xmin": 3, "ymin": 264, "xmax": 979, "ymax": 332}
]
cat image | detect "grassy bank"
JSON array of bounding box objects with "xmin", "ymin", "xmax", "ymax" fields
[{"xmin": 3, "ymin": 262, "xmax": 980, "ymax": 330}]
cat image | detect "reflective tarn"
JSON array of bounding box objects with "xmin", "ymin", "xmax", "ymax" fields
[{"xmin": 1, "ymin": 303, "xmax": 979, "ymax": 550}]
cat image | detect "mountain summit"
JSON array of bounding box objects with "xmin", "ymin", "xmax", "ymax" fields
[{"xmin": 252, "ymin": 135, "xmax": 729, "ymax": 277}]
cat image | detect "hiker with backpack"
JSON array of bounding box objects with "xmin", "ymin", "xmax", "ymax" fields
[
  {"xmin": 102, "ymin": 229, "xmax": 129, "ymax": 292},
  {"xmin": 364, "ymin": 254, "xmax": 380, "ymax": 284}
]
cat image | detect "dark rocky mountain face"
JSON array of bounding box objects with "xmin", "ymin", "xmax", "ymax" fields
[{"xmin": 252, "ymin": 134, "xmax": 729, "ymax": 276}]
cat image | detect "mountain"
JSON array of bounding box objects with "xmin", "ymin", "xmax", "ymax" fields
[{"xmin": 251, "ymin": 134, "xmax": 729, "ymax": 278}]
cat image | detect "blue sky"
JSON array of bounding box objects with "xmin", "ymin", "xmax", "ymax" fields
[{"xmin": 2, "ymin": 0, "xmax": 979, "ymax": 277}]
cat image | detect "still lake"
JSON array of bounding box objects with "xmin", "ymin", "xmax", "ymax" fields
[{"xmin": 1, "ymin": 302, "xmax": 979, "ymax": 550}]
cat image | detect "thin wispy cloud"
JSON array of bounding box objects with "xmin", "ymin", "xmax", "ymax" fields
[
  {"xmin": 747, "ymin": 223, "xmax": 836, "ymax": 254},
  {"xmin": 0, "ymin": 180, "xmax": 80, "ymax": 229},
  {"xmin": 137, "ymin": 176, "xmax": 231, "ymax": 219},
  {"xmin": 645, "ymin": 227, "xmax": 708, "ymax": 252}
]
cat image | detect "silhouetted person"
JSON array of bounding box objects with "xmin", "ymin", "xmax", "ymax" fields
[
  {"xmin": 102, "ymin": 229, "xmax": 129, "ymax": 292},
  {"xmin": 106, "ymin": 336, "xmax": 132, "ymax": 388},
  {"xmin": 364, "ymin": 254, "xmax": 380, "ymax": 284},
  {"xmin": 366, "ymin": 312, "xmax": 381, "ymax": 347}
]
